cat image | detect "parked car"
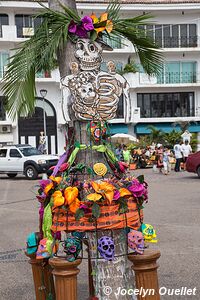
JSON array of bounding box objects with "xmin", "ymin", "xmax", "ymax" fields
[
  {"xmin": 186, "ymin": 151, "xmax": 200, "ymax": 178},
  {"xmin": 0, "ymin": 144, "xmax": 58, "ymax": 179}
]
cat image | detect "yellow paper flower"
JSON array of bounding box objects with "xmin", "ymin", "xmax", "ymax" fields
[
  {"xmin": 64, "ymin": 186, "xmax": 79, "ymax": 205},
  {"xmin": 44, "ymin": 182, "xmax": 54, "ymax": 195},
  {"xmin": 52, "ymin": 190, "xmax": 65, "ymax": 207},
  {"xmin": 87, "ymin": 193, "xmax": 102, "ymax": 202},
  {"xmin": 49, "ymin": 176, "xmax": 62, "ymax": 184}
]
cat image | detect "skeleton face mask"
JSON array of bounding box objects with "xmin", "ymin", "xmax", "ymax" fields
[
  {"xmin": 128, "ymin": 230, "xmax": 144, "ymax": 255},
  {"xmin": 75, "ymin": 39, "xmax": 102, "ymax": 71},
  {"xmin": 98, "ymin": 236, "xmax": 115, "ymax": 261},
  {"xmin": 63, "ymin": 236, "xmax": 82, "ymax": 262}
]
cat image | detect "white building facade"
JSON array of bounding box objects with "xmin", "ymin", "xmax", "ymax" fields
[{"xmin": 0, "ymin": 0, "xmax": 200, "ymax": 153}]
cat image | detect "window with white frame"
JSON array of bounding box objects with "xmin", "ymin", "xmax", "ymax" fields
[
  {"xmin": 157, "ymin": 61, "xmax": 197, "ymax": 84},
  {"xmin": 0, "ymin": 52, "xmax": 9, "ymax": 78},
  {"xmin": 141, "ymin": 24, "xmax": 197, "ymax": 48},
  {"xmin": 0, "ymin": 14, "xmax": 9, "ymax": 38},
  {"xmin": 15, "ymin": 14, "xmax": 42, "ymax": 38}
]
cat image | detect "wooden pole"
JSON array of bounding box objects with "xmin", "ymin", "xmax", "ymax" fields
[
  {"xmin": 49, "ymin": 257, "xmax": 82, "ymax": 300},
  {"xmin": 25, "ymin": 253, "xmax": 55, "ymax": 300},
  {"xmin": 128, "ymin": 249, "xmax": 161, "ymax": 300}
]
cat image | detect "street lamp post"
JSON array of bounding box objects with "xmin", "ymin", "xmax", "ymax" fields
[{"xmin": 40, "ymin": 89, "xmax": 48, "ymax": 154}]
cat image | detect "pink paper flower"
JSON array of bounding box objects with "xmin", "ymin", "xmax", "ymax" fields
[
  {"xmin": 128, "ymin": 179, "xmax": 145, "ymax": 198},
  {"xmin": 113, "ymin": 190, "xmax": 120, "ymax": 200}
]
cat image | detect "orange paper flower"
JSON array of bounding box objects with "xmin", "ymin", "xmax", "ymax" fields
[
  {"xmin": 91, "ymin": 181, "xmax": 115, "ymax": 204},
  {"xmin": 64, "ymin": 186, "xmax": 79, "ymax": 205},
  {"xmin": 49, "ymin": 176, "xmax": 62, "ymax": 184},
  {"xmin": 69, "ymin": 198, "xmax": 80, "ymax": 213},
  {"xmin": 44, "ymin": 182, "xmax": 54, "ymax": 195},
  {"xmin": 52, "ymin": 190, "xmax": 65, "ymax": 207},
  {"xmin": 119, "ymin": 188, "xmax": 132, "ymax": 198},
  {"xmin": 91, "ymin": 12, "xmax": 113, "ymax": 34}
]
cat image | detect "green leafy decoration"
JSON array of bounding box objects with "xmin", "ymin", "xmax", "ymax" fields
[
  {"xmin": 92, "ymin": 202, "xmax": 101, "ymax": 219},
  {"xmin": 2, "ymin": 4, "xmax": 75, "ymax": 118},
  {"xmin": 118, "ymin": 198, "xmax": 128, "ymax": 214},
  {"xmin": 75, "ymin": 208, "xmax": 85, "ymax": 221},
  {"xmin": 137, "ymin": 175, "xmax": 144, "ymax": 183}
]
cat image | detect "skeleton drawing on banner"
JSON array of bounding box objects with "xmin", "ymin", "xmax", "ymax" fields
[{"xmin": 61, "ymin": 38, "xmax": 131, "ymax": 123}]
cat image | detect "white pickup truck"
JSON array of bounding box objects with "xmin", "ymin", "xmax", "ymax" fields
[{"xmin": 0, "ymin": 144, "xmax": 58, "ymax": 179}]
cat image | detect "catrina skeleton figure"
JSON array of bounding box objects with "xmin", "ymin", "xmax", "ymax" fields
[{"xmin": 61, "ymin": 38, "xmax": 131, "ymax": 122}]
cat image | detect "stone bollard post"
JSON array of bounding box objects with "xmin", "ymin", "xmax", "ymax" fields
[
  {"xmin": 128, "ymin": 249, "xmax": 161, "ymax": 300},
  {"xmin": 49, "ymin": 257, "xmax": 82, "ymax": 300},
  {"xmin": 25, "ymin": 253, "xmax": 55, "ymax": 300}
]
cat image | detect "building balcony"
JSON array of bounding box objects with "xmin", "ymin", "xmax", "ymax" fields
[{"xmin": 125, "ymin": 72, "xmax": 200, "ymax": 88}]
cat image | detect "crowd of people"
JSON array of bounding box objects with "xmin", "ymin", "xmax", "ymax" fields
[{"xmin": 115, "ymin": 139, "xmax": 192, "ymax": 175}]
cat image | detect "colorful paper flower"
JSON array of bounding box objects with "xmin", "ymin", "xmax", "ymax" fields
[
  {"xmin": 52, "ymin": 190, "xmax": 65, "ymax": 207},
  {"xmin": 80, "ymin": 203, "xmax": 91, "ymax": 213},
  {"xmin": 64, "ymin": 186, "xmax": 79, "ymax": 205},
  {"xmin": 119, "ymin": 188, "xmax": 132, "ymax": 198},
  {"xmin": 91, "ymin": 181, "xmax": 115, "ymax": 204},
  {"xmin": 49, "ymin": 176, "xmax": 62, "ymax": 184},
  {"xmin": 44, "ymin": 182, "xmax": 54, "ymax": 195},
  {"xmin": 113, "ymin": 190, "xmax": 120, "ymax": 200},
  {"xmin": 81, "ymin": 16, "xmax": 94, "ymax": 31},
  {"xmin": 91, "ymin": 12, "xmax": 113, "ymax": 34},
  {"xmin": 87, "ymin": 193, "xmax": 102, "ymax": 202},
  {"xmin": 128, "ymin": 179, "xmax": 145, "ymax": 198}
]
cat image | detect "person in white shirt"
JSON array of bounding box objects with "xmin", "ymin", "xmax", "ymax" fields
[
  {"xmin": 173, "ymin": 140, "xmax": 183, "ymax": 172},
  {"xmin": 181, "ymin": 140, "xmax": 192, "ymax": 170}
]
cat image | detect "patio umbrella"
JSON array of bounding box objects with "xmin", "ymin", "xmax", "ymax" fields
[{"xmin": 111, "ymin": 133, "xmax": 138, "ymax": 143}]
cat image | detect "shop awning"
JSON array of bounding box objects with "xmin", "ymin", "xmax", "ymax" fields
[{"xmin": 135, "ymin": 122, "xmax": 200, "ymax": 134}]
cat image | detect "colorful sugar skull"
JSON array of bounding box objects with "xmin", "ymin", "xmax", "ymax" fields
[
  {"xmin": 140, "ymin": 223, "xmax": 158, "ymax": 243},
  {"xmin": 63, "ymin": 236, "xmax": 82, "ymax": 262},
  {"xmin": 26, "ymin": 232, "xmax": 40, "ymax": 255},
  {"xmin": 97, "ymin": 236, "xmax": 115, "ymax": 261},
  {"xmin": 90, "ymin": 122, "xmax": 107, "ymax": 142},
  {"xmin": 128, "ymin": 230, "xmax": 144, "ymax": 255},
  {"xmin": 36, "ymin": 238, "xmax": 52, "ymax": 259}
]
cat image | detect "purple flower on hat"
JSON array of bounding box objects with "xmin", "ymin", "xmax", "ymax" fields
[
  {"xmin": 81, "ymin": 16, "xmax": 94, "ymax": 31},
  {"xmin": 68, "ymin": 20, "xmax": 77, "ymax": 34}
]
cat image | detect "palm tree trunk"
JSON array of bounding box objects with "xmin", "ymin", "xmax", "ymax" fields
[{"xmin": 48, "ymin": 0, "xmax": 78, "ymax": 77}]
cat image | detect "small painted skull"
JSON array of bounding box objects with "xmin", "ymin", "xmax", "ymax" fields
[
  {"xmin": 128, "ymin": 230, "xmax": 144, "ymax": 255},
  {"xmin": 97, "ymin": 236, "xmax": 115, "ymax": 261},
  {"xmin": 63, "ymin": 236, "xmax": 82, "ymax": 262}
]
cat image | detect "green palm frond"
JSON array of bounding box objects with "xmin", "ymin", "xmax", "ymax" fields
[
  {"xmin": 2, "ymin": 6, "xmax": 73, "ymax": 118},
  {"xmin": 113, "ymin": 16, "xmax": 163, "ymax": 76},
  {"xmin": 106, "ymin": 1, "xmax": 120, "ymax": 21}
]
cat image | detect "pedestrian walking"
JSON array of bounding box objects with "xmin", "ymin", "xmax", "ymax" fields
[
  {"xmin": 115, "ymin": 144, "xmax": 123, "ymax": 161},
  {"xmin": 122, "ymin": 145, "xmax": 132, "ymax": 165},
  {"xmin": 181, "ymin": 140, "xmax": 192, "ymax": 170},
  {"xmin": 173, "ymin": 140, "xmax": 183, "ymax": 172},
  {"xmin": 163, "ymin": 147, "xmax": 172, "ymax": 175}
]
